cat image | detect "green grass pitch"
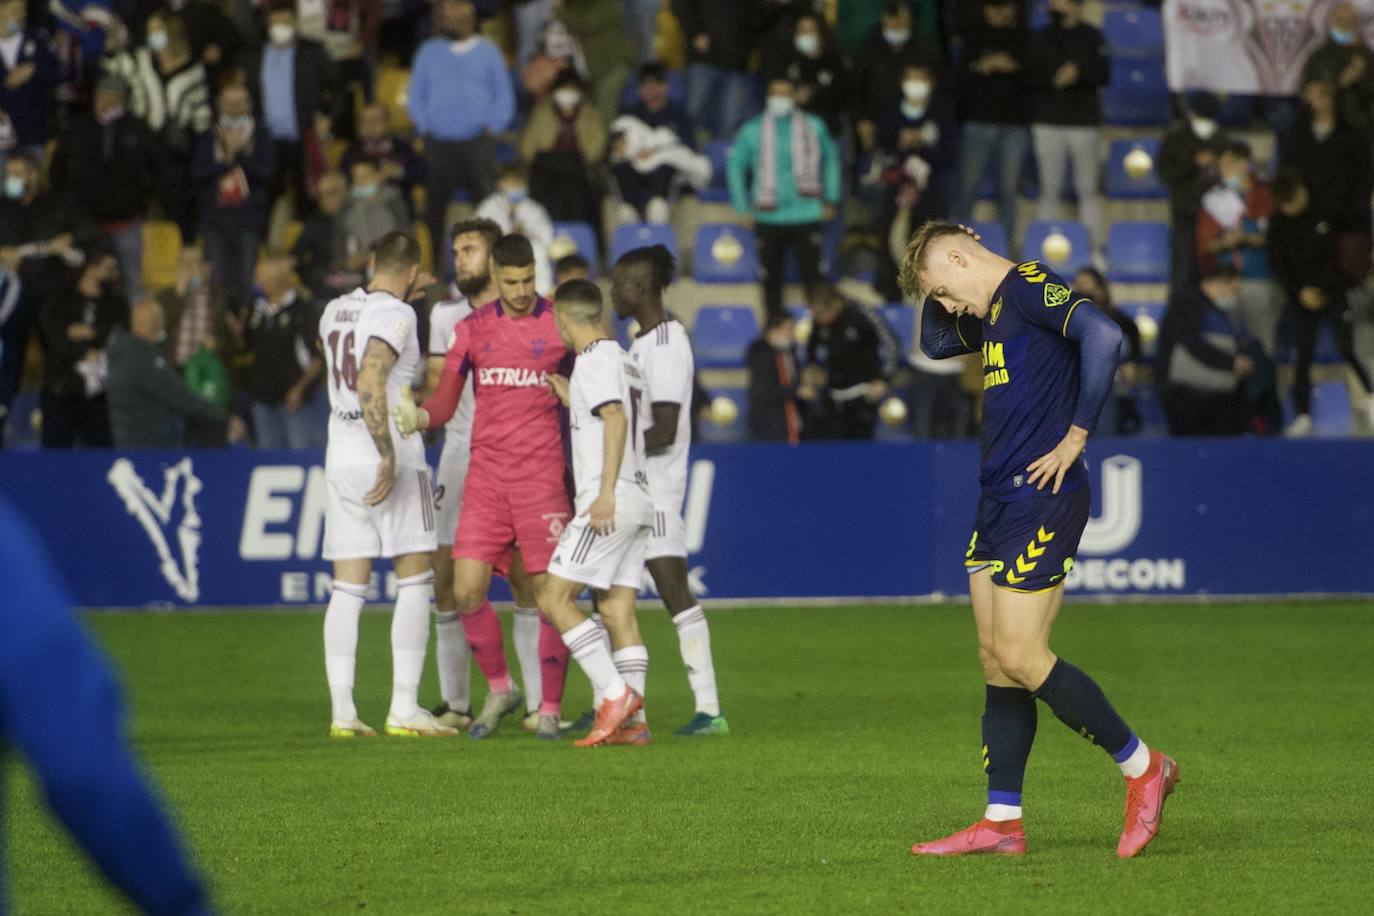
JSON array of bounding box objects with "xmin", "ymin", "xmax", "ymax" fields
[{"xmin": 6, "ymin": 601, "xmax": 1373, "ymax": 914}]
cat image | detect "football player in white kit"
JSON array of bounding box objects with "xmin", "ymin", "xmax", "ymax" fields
[
  {"xmin": 611, "ymin": 246, "xmax": 727, "ymax": 736},
  {"xmin": 318, "ymin": 231, "xmax": 456, "ymax": 737},
  {"xmin": 540, "ymin": 279, "xmax": 655, "ymax": 747}
]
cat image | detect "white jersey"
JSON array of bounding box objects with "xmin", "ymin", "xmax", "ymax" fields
[
  {"xmin": 568, "ymin": 339, "xmax": 652, "ymax": 519},
  {"xmin": 320, "ymin": 287, "xmax": 426, "ymax": 470},
  {"xmin": 628, "ymin": 317, "xmax": 694, "ymax": 511},
  {"xmin": 427, "ymin": 290, "xmax": 477, "ymax": 444}
]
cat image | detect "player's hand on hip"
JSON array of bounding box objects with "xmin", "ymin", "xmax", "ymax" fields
[
  {"xmin": 548, "ymin": 373, "xmax": 571, "ymax": 407},
  {"xmin": 1026, "ymin": 426, "xmax": 1088, "ymax": 495},
  {"xmin": 393, "ymin": 386, "xmax": 420, "ymax": 436},
  {"xmin": 364, "ymin": 456, "xmax": 397, "ymax": 506},
  {"xmin": 583, "ymin": 494, "xmax": 615, "ymax": 535}
]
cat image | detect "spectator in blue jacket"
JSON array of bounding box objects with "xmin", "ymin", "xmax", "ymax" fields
[
  {"xmin": 0, "ymin": 496, "xmax": 209, "ymax": 914},
  {"xmin": 193, "ymin": 81, "xmax": 277, "ymax": 311},
  {"xmin": 0, "ymin": 0, "xmax": 64, "ymax": 169},
  {"xmin": 408, "ymin": 0, "xmax": 513, "ymax": 277}
]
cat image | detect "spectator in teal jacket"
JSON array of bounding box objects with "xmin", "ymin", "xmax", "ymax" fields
[{"xmin": 727, "ymin": 77, "xmax": 841, "ymax": 320}]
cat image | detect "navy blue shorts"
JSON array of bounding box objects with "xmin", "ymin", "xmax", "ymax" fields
[{"xmin": 965, "ymin": 486, "xmax": 1091, "ymax": 592}]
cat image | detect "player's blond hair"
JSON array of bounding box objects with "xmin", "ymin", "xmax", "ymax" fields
[{"xmin": 897, "ymin": 220, "xmax": 978, "ymax": 302}]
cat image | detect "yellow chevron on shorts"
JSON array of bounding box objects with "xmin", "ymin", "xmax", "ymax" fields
[
  {"xmin": 1015, "ymin": 555, "xmax": 1037, "ymax": 575},
  {"xmin": 1025, "ymin": 539, "xmax": 1046, "ymax": 559},
  {"xmin": 1005, "ymin": 569, "xmax": 1025, "ymax": 585},
  {"xmin": 1037, "ymin": 526, "xmax": 1055, "ymax": 543}
]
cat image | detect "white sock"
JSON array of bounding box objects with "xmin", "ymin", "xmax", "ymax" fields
[
  {"xmin": 1119, "ymin": 737, "xmax": 1152, "ymax": 780},
  {"xmin": 562, "ymin": 619, "xmax": 626, "ymax": 702},
  {"xmin": 388, "ymin": 572, "xmax": 432, "ymax": 720},
  {"xmin": 673, "ymin": 606, "xmax": 721, "ymax": 717},
  {"xmin": 324, "ymin": 582, "xmax": 367, "ymax": 723},
  {"xmin": 434, "ymin": 610, "xmax": 471, "ymax": 711},
  {"xmin": 984, "ymin": 804, "xmax": 1022, "ymax": 822},
  {"xmin": 590, "ymin": 613, "xmax": 613, "ymax": 707},
  {"xmin": 612, "ymin": 645, "xmax": 648, "ymax": 723},
  {"xmin": 513, "ymin": 606, "xmax": 543, "ymax": 713}
]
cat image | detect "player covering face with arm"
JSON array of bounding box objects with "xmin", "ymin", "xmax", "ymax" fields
[
  {"xmin": 537, "ymin": 279, "xmax": 656, "ymax": 747},
  {"xmin": 898, "ymin": 221, "xmax": 1178, "ymax": 860}
]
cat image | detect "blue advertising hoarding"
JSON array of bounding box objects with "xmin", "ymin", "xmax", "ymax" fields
[{"xmin": 0, "ymin": 440, "xmax": 1370, "ymax": 608}]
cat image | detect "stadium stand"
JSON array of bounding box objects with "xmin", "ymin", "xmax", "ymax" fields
[{"xmin": 692, "ymin": 306, "xmax": 759, "ymax": 369}]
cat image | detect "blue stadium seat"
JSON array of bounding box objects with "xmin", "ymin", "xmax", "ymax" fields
[
  {"xmin": 698, "ymin": 139, "xmax": 733, "ymax": 203},
  {"xmin": 693, "ymin": 306, "xmax": 760, "ymax": 368},
  {"xmin": 1106, "ymin": 222, "xmax": 1170, "ymax": 283},
  {"xmin": 1131, "ymin": 385, "xmax": 1169, "ymax": 437},
  {"xmin": 697, "ymin": 389, "xmax": 748, "ymax": 443},
  {"xmin": 1118, "ymin": 302, "xmax": 1165, "ymax": 360},
  {"xmin": 975, "ymin": 145, "xmax": 1041, "ymax": 200},
  {"xmin": 1218, "ymin": 93, "xmax": 1254, "ymax": 128},
  {"xmin": 694, "ymin": 224, "xmax": 759, "ymax": 283},
  {"xmin": 613, "ymin": 314, "xmax": 635, "ymax": 349},
  {"xmin": 880, "ymin": 304, "xmax": 916, "ymax": 354},
  {"xmin": 1310, "ymin": 382, "xmax": 1354, "ymax": 436},
  {"xmin": 610, "ymin": 223, "xmax": 677, "ymax": 267},
  {"xmin": 1105, "ymin": 139, "xmax": 1167, "ymax": 200},
  {"xmin": 1028, "ymin": 0, "xmax": 1050, "ymax": 30},
  {"xmin": 784, "ymin": 219, "xmax": 842, "ymax": 282},
  {"xmin": 1103, "ymin": 7, "xmax": 1164, "ymax": 58},
  {"xmin": 968, "ymin": 220, "xmax": 1009, "ymax": 257},
  {"xmin": 493, "ymin": 140, "xmax": 518, "ymax": 165},
  {"xmin": 1104, "ymin": 58, "xmax": 1171, "ymax": 126},
  {"xmin": 549, "ymin": 221, "xmax": 599, "ymax": 277},
  {"xmin": 452, "ymin": 188, "xmax": 471, "ymax": 203},
  {"xmin": 1021, "ymin": 220, "xmax": 1094, "ymax": 275}
]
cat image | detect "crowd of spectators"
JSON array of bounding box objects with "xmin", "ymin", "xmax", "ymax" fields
[{"xmin": 0, "ymin": 0, "xmax": 1371, "ymax": 450}]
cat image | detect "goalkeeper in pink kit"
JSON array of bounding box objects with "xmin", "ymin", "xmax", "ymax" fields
[{"xmin": 395, "ymin": 234, "xmax": 574, "ymax": 739}]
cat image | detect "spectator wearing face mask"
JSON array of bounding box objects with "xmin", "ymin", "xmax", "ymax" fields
[
  {"xmin": 775, "ymin": 12, "xmax": 848, "ymax": 140},
  {"xmin": 746, "ymin": 310, "xmax": 803, "ymax": 443},
  {"xmin": 1195, "ymin": 140, "xmax": 1280, "ymax": 354},
  {"xmin": 852, "ymin": 1, "xmax": 939, "ymax": 154},
  {"xmin": 1266, "ymin": 168, "xmax": 1374, "ymax": 437},
  {"xmin": 340, "ymin": 156, "xmax": 409, "ymax": 264},
  {"xmin": 49, "ymin": 74, "xmax": 163, "ymax": 301},
  {"xmin": 408, "ymin": 0, "xmax": 513, "ymax": 277},
  {"xmin": 1157, "ymin": 264, "xmax": 1253, "ymax": 437},
  {"xmin": 340, "ymin": 102, "xmax": 423, "ymax": 217},
  {"xmin": 520, "ymin": 70, "xmax": 607, "ymax": 239},
  {"xmin": 835, "ymin": 0, "xmax": 938, "ymax": 59},
  {"xmin": 0, "ymin": 0, "xmax": 62, "ymax": 169},
  {"xmin": 728, "ymin": 77, "xmax": 841, "ymax": 321},
  {"xmin": 192, "ymin": 81, "xmax": 277, "ymax": 312},
  {"xmin": 475, "ymin": 163, "xmax": 554, "ymax": 292},
  {"xmin": 1028, "ymin": 0, "xmax": 1109, "ymax": 251},
  {"xmin": 870, "ymin": 61, "xmax": 954, "ymax": 299},
  {"xmin": 1300, "ymin": 1, "xmax": 1374, "ymax": 132},
  {"xmin": 38, "ymin": 249, "xmax": 125, "ymax": 448},
  {"xmin": 520, "ymin": 15, "xmax": 586, "ymax": 104},
  {"xmin": 1159, "ymin": 92, "xmax": 1229, "ymax": 293}
]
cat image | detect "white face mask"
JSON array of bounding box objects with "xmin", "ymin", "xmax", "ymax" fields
[
  {"xmin": 902, "ymin": 79, "xmax": 932, "ymax": 104},
  {"xmin": 794, "ymin": 33, "xmax": 819, "ymax": 56},
  {"xmin": 269, "ymin": 23, "xmax": 294, "ymax": 46},
  {"xmin": 883, "ymin": 28, "xmax": 910, "ymax": 46},
  {"xmin": 147, "ymin": 30, "xmax": 169, "ymax": 52},
  {"xmin": 552, "ymin": 88, "xmax": 581, "ymax": 112},
  {"xmin": 767, "ymin": 95, "xmax": 795, "ymax": 117},
  {"xmin": 1190, "ymin": 116, "xmax": 1217, "ymax": 140}
]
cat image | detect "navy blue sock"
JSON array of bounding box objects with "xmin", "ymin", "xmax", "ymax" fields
[
  {"xmin": 982, "ymin": 684, "xmax": 1037, "ymax": 809},
  {"xmin": 1033, "ymin": 658, "xmax": 1135, "ymax": 759}
]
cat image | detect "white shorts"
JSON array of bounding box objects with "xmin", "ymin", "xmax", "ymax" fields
[
  {"xmin": 433, "ymin": 438, "xmax": 471, "ymax": 547},
  {"xmin": 646, "ymin": 507, "xmax": 687, "ymax": 560},
  {"xmin": 323, "ymin": 463, "xmax": 439, "ymax": 560},
  {"xmin": 547, "ymin": 516, "xmax": 651, "ymax": 592}
]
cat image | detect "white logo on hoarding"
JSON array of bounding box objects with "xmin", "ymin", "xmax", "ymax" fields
[
  {"xmin": 107, "ymin": 457, "xmax": 202, "ymax": 601},
  {"xmin": 1079, "ymin": 456, "xmax": 1142, "ymax": 555}
]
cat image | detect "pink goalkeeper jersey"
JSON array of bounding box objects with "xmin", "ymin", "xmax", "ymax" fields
[{"xmin": 423, "ymin": 297, "xmax": 569, "ymax": 483}]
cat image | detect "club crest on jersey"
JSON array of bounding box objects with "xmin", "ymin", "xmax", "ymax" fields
[
  {"xmin": 990, "ymin": 297, "xmax": 1003, "ymax": 325},
  {"xmin": 1044, "ymin": 283, "xmax": 1071, "ymax": 308},
  {"xmin": 531, "ymin": 338, "xmax": 547, "ymax": 358}
]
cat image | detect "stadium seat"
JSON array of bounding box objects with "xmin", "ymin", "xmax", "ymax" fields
[
  {"xmin": 142, "ymin": 220, "xmax": 181, "ymax": 289},
  {"xmin": 1103, "ymin": 7, "xmax": 1164, "ymax": 58},
  {"xmin": 880, "ymin": 304, "xmax": 916, "ymax": 353},
  {"xmin": 611, "ymin": 223, "xmax": 677, "ymax": 266},
  {"xmin": 1309, "ymin": 381, "xmax": 1354, "ymax": 436},
  {"xmin": 613, "ymin": 314, "xmax": 635, "ymax": 349},
  {"xmin": 1021, "ymin": 220, "xmax": 1093, "ymax": 275},
  {"xmin": 968, "ymin": 220, "xmax": 1009, "ymax": 257},
  {"xmin": 694, "ymin": 224, "xmax": 759, "ymax": 283},
  {"xmin": 1105, "ymin": 139, "xmax": 1167, "ymax": 200},
  {"xmin": 1218, "ymin": 93, "xmax": 1254, "ymax": 128},
  {"xmin": 784, "ymin": 219, "xmax": 842, "ymax": 282},
  {"xmin": 1104, "ymin": 58, "xmax": 1171, "ymax": 126},
  {"xmin": 549, "ymin": 221, "xmax": 599, "ymax": 276},
  {"xmin": 697, "ymin": 389, "xmax": 748, "ymax": 443},
  {"xmin": 493, "ymin": 141, "xmax": 518, "ymax": 165},
  {"xmin": 1118, "ymin": 302, "xmax": 1165, "ymax": 360},
  {"xmin": 1106, "ymin": 222, "xmax": 1170, "ymax": 283},
  {"xmin": 698, "ymin": 139, "xmax": 733, "ymax": 203},
  {"xmin": 1131, "ymin": 385, "xmax": 1169, "ymax": 437},
  {"xmin": 693, "ymin": 305, "xmax": 759, "ymax": 368},
  {"xmin": 376, "ymin": 66, "xmax": 412, "ymax": 132},
  {"xmin": 975, "ymin": 145, "xmax": 1040, "ymax": 200}
]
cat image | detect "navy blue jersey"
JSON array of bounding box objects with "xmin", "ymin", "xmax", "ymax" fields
[{"xmin": 920, "ymin": 260, "xmax": 1124, "ymax": 500}]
